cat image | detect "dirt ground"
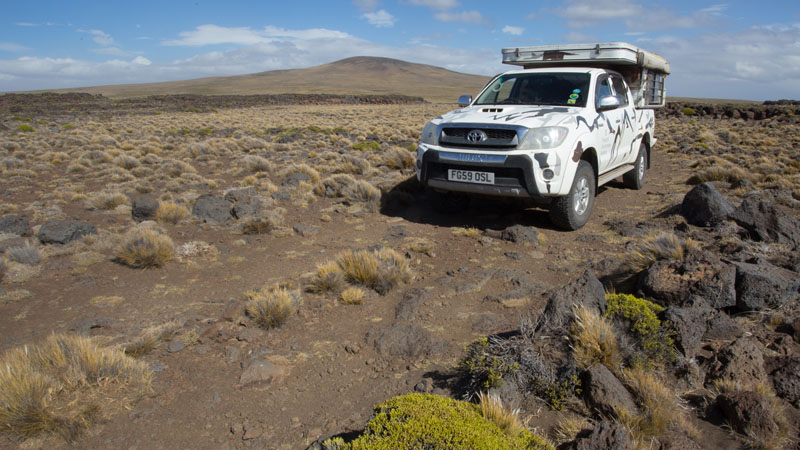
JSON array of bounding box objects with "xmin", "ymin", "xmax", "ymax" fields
[{"xmin": 0, "ymin": 99, "xmax": 777, "ymax": 449}]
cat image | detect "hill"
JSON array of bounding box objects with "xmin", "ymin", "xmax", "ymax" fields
[{"xmin": 49, "ymin": 56, "xmax": 491, "ymax": 103}]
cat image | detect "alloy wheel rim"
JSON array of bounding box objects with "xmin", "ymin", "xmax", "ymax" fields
[
  {"xmin": 574, "ymin": 177, "xmax": 589, "ymax": 216},
  {"xmin": 638, "ymin": 153, "xmax": 645, "ymax": 180}
]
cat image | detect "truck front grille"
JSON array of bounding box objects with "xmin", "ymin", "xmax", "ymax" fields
[{"xmin": 439, "ymin": 127, "xmax": 518, "ymax": 149}]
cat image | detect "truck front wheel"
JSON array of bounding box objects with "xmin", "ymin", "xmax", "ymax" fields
[
  {"xmin": 623, "ymin": 142, "xmax": 647, "ymax": 190},
  {"xmin": 549, "ymin": 160, "xmax": 595, "ymax": 230}
]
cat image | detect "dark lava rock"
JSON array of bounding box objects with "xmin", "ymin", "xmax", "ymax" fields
[
  {"xmin": 680, "ymin": 182, "xmax": 735, "ymax": 227},
  {"xmin": 395, "ymin": 288, "xmax": 429, "ymax": 321},
  {"xmin": 225, "ymin": 188, "xmax": 263, "ymax": 219},
  {"xmin": 535, "ymin": 270, "xmax": 606, "ymax": 336},
  {"xmin": 664, "ymin": 307, "xmax": 708, "ymax": 357},
  {"xmin": 706, "ymin": 337, "xmax": 767, "ymax": 385},
  {"xmin": 732, "ymin": 259, "xmax": 799, "ymax": 312},
  {"xmin": 637, "ymin": 250, "xmax": 736, "ymax": 309},
  {"xmin": 366, "ymin": 323, "xmax": 448, "ymax": 359},
  {"xmin": 192, "ymin": 194, "xmax": 233, "ymax": 223},
  {"xmin": 0, "ymin": 215, "xmax": 30, "ymax": 236},
  {"xmin": 559, "ymin": 420, "xmax": 633, "ymax": 450},
  {"xmin": 703, "ymin": 310, "xmax": 744, "ymax": 341},
  {"xmin": 282, "ymin": 172, "xmax": 309, "ymax": 187},
  {"xmin": 293, "ymin": 225, "xmax": 320, "ymax": 237},
  {"xmin": 717, "ymin": 391, "xmax": 780, "ymax": 438},
  {"xmin": 582, "ymin": 364, "xmax": 638, "ymax": 418},
  {"xmin": 500, "ymin": 225, "xmax": 539, "ymax": 245},
  {"xmin": 730, "ymin": 198, "xmax": 800, "ymax": 247},
  {"xmin": 764, "ymin": 356, "xmax": 800, "ymax": 404},
  {"xmin": 38, "ymin": 220, "xmax": 97, "ymax": 245},
  {"xmin": 131, "ymin": 195, "xmax": 159, "ymax": 222}
]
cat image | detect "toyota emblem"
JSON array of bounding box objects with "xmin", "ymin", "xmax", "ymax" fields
[{"xmin": 466, "ymin": 129, "xmax": 487, "ymax": 143}]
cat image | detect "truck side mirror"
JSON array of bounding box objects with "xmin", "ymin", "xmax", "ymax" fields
[
  {"xmin": 458, "ymin": 95, "xmax": 473, "ymax": 107},
  {"xmin": 597, "ymin": 95, "xmax": 621, "ymax": 111}
]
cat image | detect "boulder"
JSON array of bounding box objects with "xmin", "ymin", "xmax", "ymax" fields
[
  {"xmin": 703, "ymin": 310, "xmax": 743, "ymax": 341},
  {"xmin": 366, "ymin": 323, "xmax": 448, "ymax": 359},
  {"xmin": 192, "ymin": 194, "xmax": 232, "ymax": 223},
  {"xmin": 131, "ymin": 195, "xmax": 159, "ymax": 222},
  {"xmin": 664, "ymin": 307, "xmax": 708, "ymax": 356},
  {"xmin": 535, "ymin": 270, "xmax": 606, "ymax": 336},
  {"xmin": 0, "ymin": 215, "xmax": 30, "ymax": 236},
  {"xmin": 730, "ymin": 198, "xmax": 800, "ymax": 247},
  {"xmin": 706, "ymin": 337, "xmax": 767, "ymax": 385},
  {"xmin": 38, "ymin": 220, "xmax": 97, "ymax": 245},
  {"xmin": 637, "ymin": 250, "xmax": 736, "ymax": 309},
  {"xmin": 717, "ymin": 391, "xmax": 779, "ymax": 438},
  {"xmin": 732, "ymin": 259, "xmax": 799, "ymax": 312},
  {"xmin": 680, "ymin": 182, "xmax": 735, "ymax": 227},
  {"xmin": 559, "ymin": 420, "xmax": 633, "ymax": 450},
  {"xmin": 582, "ymin": 364, "xmax": 638, "ymax": 418},
  {"xmin": 764, "ymin": 356, "xmax": 800, "ymax": 404},
  {"xmin": 395, "ymin": 288, "xmax": 429, "ymax": 321},
  {"xmin": 225, "ymin": 188, "xmax": 263, "ymax": 219},
  {"xmin": 238, "ymin": 359, "xmax": 288, "ymax": 387},
  {"xmin": 499, "ymin": 225, "xmax": 539, "ymax": 245}
]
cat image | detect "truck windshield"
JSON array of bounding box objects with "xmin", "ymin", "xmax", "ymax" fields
[{"xmin": 475, "ymin": 73, "xmax": 591, "ymax": 107}]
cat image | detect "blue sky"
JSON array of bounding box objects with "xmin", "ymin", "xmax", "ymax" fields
[{"xmin": 1, "ymin": 1, "xmax": 799, "ymax": 100}]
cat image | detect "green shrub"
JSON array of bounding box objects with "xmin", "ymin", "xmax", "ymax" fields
[
  {"xmin": 682, "ymin": 107, "xmax": 696, "ymax": 116},
  {"xmin": 352, "ymin": 141, "xmax": 380, "ymax": 151},
  {"xmin": 331, "ymin": 393, "xmax": 553, "ymax": 450},
  {"xmin": 605, "ymin": 293, "xmax": 676, "ymax": 366},
  {"xmin": 459, "ymin": 338, "xmax": 518, "ymax": 391},
  {"xmin": 15, "ymin": 124, "xmax": 35, "ymax": 133},
  {"xmin": 530, "ymin": 375, "xmax": 582, "ymax": 411}
]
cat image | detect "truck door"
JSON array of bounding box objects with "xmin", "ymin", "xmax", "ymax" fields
[
  {"xmin": 594, "ymin": 74, "xmax": 623, "ymax": 173},
  {"xmin": 609, "ymin": 74, "xmax": 637, "ymax": 168}
]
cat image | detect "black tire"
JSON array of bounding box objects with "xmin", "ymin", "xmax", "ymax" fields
[
  {"xmin": 432, "ymin": 190, "xmax": 471, "ymax": 214},
  {"xmin": 549, "ymin": 160, "xmax": 596, "ymax": 230},
  {"xmin": 623, "ymin": 142, "xmax": 647, "ymax": 190}
]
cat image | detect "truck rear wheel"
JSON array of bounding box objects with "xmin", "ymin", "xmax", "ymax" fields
[
  {"xmin": 549, "ymin": 160, "xmax": 595, "ymax": 230},
  {"xmin": 623, "ymin": 142, "xmax": 647, "ymax": 190}
]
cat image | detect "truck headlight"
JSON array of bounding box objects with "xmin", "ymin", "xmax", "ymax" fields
[
  {"xmin": 421, "ymin": 122, "xmax": 439, "ymax": 145},
  {"xmin": 518, "ymin": 126, "xmax": 568, "ymax": 150}
]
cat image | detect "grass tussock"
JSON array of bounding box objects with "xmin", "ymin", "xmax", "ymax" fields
[
  {"xmin": 88, "ymin": 191, "xmax": 128, "ymax": 210},
  {"xmin": 124, "ymin": 320, "xmax": 181, "ymax": 357},
  {"xmin": 155, "ymin": 202, "xmax": 189, "ymax": 224},
  {"xmin": 382, "ymin": 147, "xmax": 415, "ymax": 170},
  {"xmin": 115, "ymin": 228, "xmax": 175, "ymax": 268},
  {"xmin": 687, "ymin": 165, "xmax": 752, "ymax": 186},
  {"xmin": 552, "ymin": 414, "xmax": 592, "ymax": 444},
  {"xmin": 242, "ymin": 155, "xmax": 273, "ymax": 173},
  {"xmin": 241, "ymin": 215, "xmax": 280, "ymax": 235},
  {"xmin": 339, "ymin": 286, "xmax": 366, "ymax": 305},
  {"xmin": 570, "ymin": 306, "xmax": 622, "ymax": 370},
  {"xmin": 452, "ymin": 227, "xmax": 481, "ymax": 239},
  {"xmin": 245, "ymin": 286, "xmax": 301, "ymax": 329},
  {"xmin": 0, "ymin": 334, "xmax": 150, "ymax": 441},
  {"xmin": 477, "ymin": 391, "xmax": 525, "ymax": 437},
  {"xmin": 623, "ymin": 232, "xmax": 701, "ymax": 275},
  {"xmin": 6, "ymin": 241, "xmax": 41, "ymax": 266},
  {"xmin": 710, "ymin": 379, "xmax": 789, "ymax": 450},
  {"xmin": 308, "ymin": 261, "xmax": 345, "ymax": 294},
  {"xmin": 335, "ymin": 247, "xmax": 412, "ymax": 295}
]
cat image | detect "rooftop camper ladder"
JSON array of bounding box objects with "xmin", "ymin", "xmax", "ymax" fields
[{"xmin": 501, "ymin": 42, "xmax": 670, "ymax": 108}]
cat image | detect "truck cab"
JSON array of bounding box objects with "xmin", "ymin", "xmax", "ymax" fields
[{"xmin": 416, "ymin": 42, "xmax": 669, "ymax": 230}]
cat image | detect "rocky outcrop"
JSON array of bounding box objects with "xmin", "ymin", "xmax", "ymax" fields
[
  {"xmin": 730, "ymin": 198, "xmax": 800, "ymax": 247},
  {"xmin": 192, "ymin": 194, "xmax": 233, "ymax": 223},
  {"xmin": 637, "ymin": 250, "xmax": 736, "ymax": 309},
  {"xmin": 0, "ymin": 215, "xmax": 30, "ymax": 236},
  {"xmin": 680, "ymin": 182, "xmax": 735, "ymax": 227},
  {"xmin": 582, "ymin": 364, "xmax": 638, "ymax": 418},
  {"xmin": 717, "ymin": 391, "xmax": 780, "ymax": 438},
  {"xmin": 559, "ymin": 420, "xmax": 633, "ymax": 450},
  {"xmin": 131, "ymin": 195, "xmax": 159, "ymax": 222},
  {"xmin": 535, "ymin": 270, "xmax": 606, "ymax": 336},
  {"xmin": 37, "ymin": 220, "xmax": 97, "ymax": 244}
]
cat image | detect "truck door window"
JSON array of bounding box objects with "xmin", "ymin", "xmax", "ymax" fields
[
  {"xmin": 610, "ymin": 75, "xmax": 630, "ymax": 106},
  {"xmin": 595, "ymin": 76, "xmax": 612, "ymax": 104}
]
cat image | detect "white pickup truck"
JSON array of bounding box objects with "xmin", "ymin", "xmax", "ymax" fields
[{"xmin": 416, "ymin": 42, "xmax": 669, "ymax": 230}]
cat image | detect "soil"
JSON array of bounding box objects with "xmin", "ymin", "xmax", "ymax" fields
[{"xmin": 0, "ymin": 95, "xmax": 780, "ymax": 450}]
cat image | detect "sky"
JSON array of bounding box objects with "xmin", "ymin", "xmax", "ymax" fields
[{"xmin": 1, "ymin": 1, "xmax": 799, "ymax": 101}]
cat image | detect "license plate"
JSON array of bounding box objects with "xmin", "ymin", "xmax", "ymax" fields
[{"xmin": 447, "ymin": 169, "xmax": 495, "ymax": 185}]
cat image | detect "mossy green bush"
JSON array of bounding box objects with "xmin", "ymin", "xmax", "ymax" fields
[
  {"xmin": 530, "ymin": 374, "xmax": 582, "ymax": 411},
  {"xmin": 329, "ymin": 393, "xmax": 553, "ymax": 450},
  {"xmin": 605, "ymin": 293, "xmax": 676, "ymax": 366},
  {"xmin": 682, "ymin": 107, "xmax": 696, "ymax": 116},
  {"xmin": 459, "ymin": 338, "xmax": 518, "ymax": 391},
  {"xmin": 15, "ymin": 124, "xmax": 35, "ymax": 133},
  {"xmin": 352, "ymin": 141, "xmax": 380, "ymax": 151}
]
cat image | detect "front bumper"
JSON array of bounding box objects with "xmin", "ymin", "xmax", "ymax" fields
[{"xmin": 418, "ymin": 149, "xmax": 543, "ymax": 199}]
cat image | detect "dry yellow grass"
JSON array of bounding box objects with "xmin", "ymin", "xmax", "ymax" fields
[
  {"xmin": 335, "ymin": 247, "xmax": 412, "ymax": 294},
  {"xmin": 115, "ymin": 228, "xmax": 175, "ymax": 268},
  {"xmin": 124, "ymin": 320, "xmax": 182, "ymax": 357},
  {"xmin": 552, "ymin": 414, "xmax": 591, "ymax": 444},
  {"xmin": 623, "ymin": 232, "xmax": 701, "ymax": 274},
  {"xmin": 308, "ymin": 261, "xmax": 345, "ymax": 294},
  {"xmin": 0, "ymin": 334, "xmax": 150, "ymax": 440},
  {"xmin": 339, "ymin": 286, "xmax": 366, "ymax": 305},
  {"xmin": 478, "ymin": 391, "xmax": 525, "ymax": 437},
  {"xmin": 710, "ymin": 379, "xmax": 789, "ymax": 450},
  {"xmin": 570, "ymin": 306, "xmax": 622, "ymax": 370},
  {"xmin": 245, "ymin": 286, "xmax": 300, "ymax": 329},
  {"xmin": 155, "ymin": 201, "xmax": 190, "ymax": 224},
  {"xmin": 88, "ymin": 191, "xmax": 128, "ymax": 210}
]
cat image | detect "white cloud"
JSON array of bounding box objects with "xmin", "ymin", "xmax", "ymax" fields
[
  {"xmin": 647, "ymin": 25, "xmax": 800, "ymax": 100},
  {"xmin": 80, "ymin": 29, "xmax": 114, "ymax": 46},
  {"xmin": 15, "ymin": 22, "xmax": 38, "ymax": 27},
  {"xmin": 362, "ymin": 10, "xmax": 396, "ymax": 27},
  {"xmin": 163, "ymin": 25, "xmax": 352, "ymax": 46},
  {"xmin": 93, "ymin": 47, "xmax": 135, "ymax": 56},
  {"xmin": 558, "ymin": 0, "xmax": 718, "ymax": 31},
  {"xmin": 409, "ymin": 33, "xmax": 452, "ymax": 44},
  {"xmin": 699, "ymin": 4, "xmax": 728, "ymax": 14},
  {"xmin": 434, "ymin": 10, "xmax": 489, "ymax": 25},
  {"xmin": 132, "ymin": 56, "xmax": 152, "ymax": 66},
  {"xmin": 0, "ymin": 43, "xmax": 29, "ymax": 53},
  {"xmin": 563, "ymin": 31, "xmax": 597, "ymax": 43},
  {"xmin": 502, "ymin": 26, "xmax": 524, "ymax": 36},
  {"xmin": 353, "ymin": 0, "xmax": 379, "ymax": 10},
  {"xmin": 406, "ymin": 0, "xmax": 460, "ymax": 10}
]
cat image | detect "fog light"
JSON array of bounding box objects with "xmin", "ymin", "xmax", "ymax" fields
[
  {"xmin": 416, "ymin": 158, "xmax": 422, "ymax": 170},
  {"xmin": 543, "ymin": 169, "xmax": 554, "ymax": 180}
]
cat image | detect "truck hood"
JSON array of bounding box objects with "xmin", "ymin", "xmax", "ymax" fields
[{"xmin": 435, "ymin": 105, "xmax": 582, "ymax": 128}]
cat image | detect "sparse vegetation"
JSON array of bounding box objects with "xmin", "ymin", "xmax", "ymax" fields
[
  {"xmin": 459, "ymin": 337, "xmax": 519, "ymax": 391},
  {"xmin": 155, "ymin": 201, "xmax": 190, "ymax": 224},
  {"xmin": 115, "ymin": 228, "xmax": 175, "ymax": 268},
  {"xmin": 605, "ymin": 293, "xmax": 676, "ymax": 367},
  {"xmin": 570, "ymin": 306, "xmax": 622, "ymax": 370},
  {"xmin": 0, "ymin": 334, "xmax": 150, "ymax": 441},
  {"xmin": 339, "ymin": 286, "xmax": 366, "ymax": 305},
  {"xmin": 124, "ymin": 320, "xmax": 182, "ymax": 357},
  {"xmin": 622, "ymin": 232, "xmax": 700, "ymax": 275},
  {"xmin": 245, "ymin": 285, "xmax": 300, "ymax": 329},
  {"xmin": 334, "ymin": 247, "xmax": 412, "ymax": 294}
]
